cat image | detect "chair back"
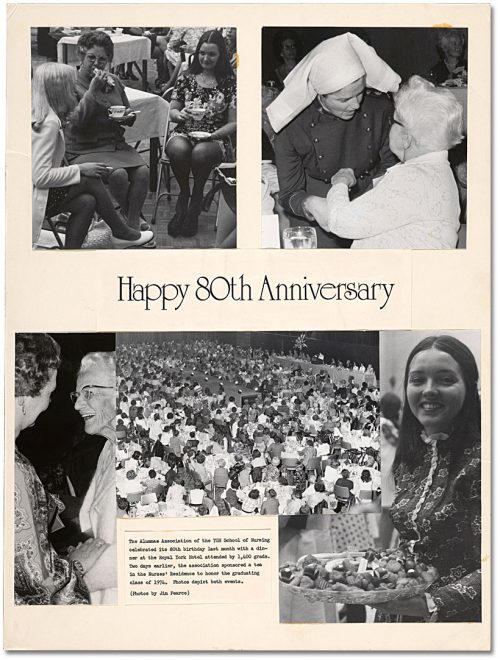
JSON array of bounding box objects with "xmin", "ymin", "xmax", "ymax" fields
[
  {"xmin": 333, "ymin": 484, "xmax": 351, "ymax": 501},
  {"xmin": 282, "ymin": 457, "xmax": 299, "ymax": 469},
  {"xmin": 127, "ymin": 491, "xmax": 143, "ymax": 505},
  {"xmin": 141, "ymin": 492, "xmax": 158, "ymax": 505}
]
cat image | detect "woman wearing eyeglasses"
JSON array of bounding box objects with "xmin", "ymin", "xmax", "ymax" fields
[
  {"xmin": 71, "ymin": 352, "xmax": 118, "ymax": 604},
  {"xmin": 305, "ymin": 76, "xmax": 463, "ymax": 249},
  {"xmin": 14, "ymin": 334, "xmax": 107, "ymax": 604}
]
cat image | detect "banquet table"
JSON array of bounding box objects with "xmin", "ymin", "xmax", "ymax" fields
[
  {"xmin": 125, "ymin": 87, "xmax": 169, "ymax": 190},
  {"xmin": 271, "ymin": 356, "xmax": 377, "ymax": 387},
  {"xmin": 57, "ymin": 33, "xmax": 150, "ymax": 90}
]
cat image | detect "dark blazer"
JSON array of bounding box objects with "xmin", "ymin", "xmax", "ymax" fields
[{"xmin": 274, "ymin": 89, "xmax": 397, "ymax": 246}]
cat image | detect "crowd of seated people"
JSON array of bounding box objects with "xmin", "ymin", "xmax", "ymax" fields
[{"xmin": 115, "ymin": 339, "xmax": 380, "ymax": 517}]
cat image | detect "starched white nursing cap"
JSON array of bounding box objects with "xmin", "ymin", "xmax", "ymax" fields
[{"xmin": 267, "ymin": 32, "xmax": 401, "ymax": 133}]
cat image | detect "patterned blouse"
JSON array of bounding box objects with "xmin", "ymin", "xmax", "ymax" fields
[
  {"xmin": 171, "ymin": 73, "xmax": 236, "ymax": 136},
  {"xmin": 391, "ymin": 440, "xmax": 481, "ymax": 622},
  {"xmin": 14, "ymin": 450, "xmax": 90, "ymax": 605}
]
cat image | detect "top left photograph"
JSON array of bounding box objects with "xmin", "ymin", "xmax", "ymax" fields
[{"xmin": 31, "ymin": 26, "xmax": 237, "ymax": 250}]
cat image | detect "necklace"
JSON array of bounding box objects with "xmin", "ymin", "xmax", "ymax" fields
[{"xmin": 198, "ymin": 72, "xmax": 216, "ymax": 87}]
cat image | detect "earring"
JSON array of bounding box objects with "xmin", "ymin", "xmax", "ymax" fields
[{"xmin": 20, "ymin": 398, "xmax": 26, "ymax": 415}]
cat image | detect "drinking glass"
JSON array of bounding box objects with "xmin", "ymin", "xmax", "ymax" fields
[{"xmin": 282, "ymin": 226, "xmax": 317, "ymax": 249}]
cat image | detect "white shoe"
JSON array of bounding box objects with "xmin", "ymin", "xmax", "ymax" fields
[{"xmin": 111, "ymin": 230, "xmax": 154, "ymax": 249}]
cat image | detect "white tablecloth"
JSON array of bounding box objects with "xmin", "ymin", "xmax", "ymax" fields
[
  {"xmin": 125, "ymin": 87, "xmax": 169, "ymax": 142},
  {"xmin": 271, "ymin": 356, "xmax": 377, "ymax": 387},
  {"xmin": 57, "ymin": 33, "xmax": 150, "ymax": 67}
]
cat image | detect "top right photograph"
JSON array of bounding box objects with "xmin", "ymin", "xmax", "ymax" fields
[{"xmin": 261, "ymin": 27, "xmax": 467, "ymax": 249}]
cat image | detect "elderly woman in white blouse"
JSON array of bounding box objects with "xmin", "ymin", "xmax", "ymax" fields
[{"xmin": 306, "ymin": 76, "xmax": 464, "ymax": 249}]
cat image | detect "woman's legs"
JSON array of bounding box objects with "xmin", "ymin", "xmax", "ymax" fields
[
  {"xmin": 59, "ymin": 193, "xmax": 96, "ymax": 248},
  {"xmin": 126, "ymin": 165, "xmax": 149, "ymax": 231},
  {"xmin": 61, "ymin": 178, "xmax": 141, "ymax": 241},
  {"xmin": 165, "ymin": 135, "xmax": 193, "ymax": 236},
  {"xmin": 182, "ymin": 141, "xmax": 223, "ymax": 237},
  {"xmin": 107, "ymin": 168, "xmax": 130, "ymax": 216}
]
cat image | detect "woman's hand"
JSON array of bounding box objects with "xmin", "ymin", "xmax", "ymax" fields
[
  {"xmin": 331, "ymin": 167, "xmax": 356, "ymax": 188},
  {"xmin": 78, "ymin": 162, "xmax": 110, "ymax": 178},
  {"xmin": 89, "ymin": 68, "xmax": 110, "ymax": 93},
  {"xmin": 302, "ymin": 195, "xmax": 329, "ymax": 230},
  {"xmin": 376, "ymin": 595, "xmax": 430, "ymax": 619},
  {"xmin": 68, "ymin": 538, "xmax": 109, "ymax": 574},
  {"xmin": 176, "ymin": 107, "xmax": 192, "ymax": 123}
]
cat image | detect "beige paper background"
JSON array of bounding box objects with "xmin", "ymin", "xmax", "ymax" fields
[{"xmin": 5, "ymin": 3, "xmax": 490, "ymax": 650}]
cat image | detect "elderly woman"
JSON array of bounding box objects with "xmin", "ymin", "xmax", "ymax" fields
[
  {"xmin": 377, "ymin": 335, "xmax": 480, "ymax": 622},
  {"xmin": 32, "ymin": 62, "xmax": 153, "ymax": 249},
  {"xmin": 64, "ymin": 31, "xmax": 149, "ymax": 233},
  {"xmin": 166, "ymin": 30, "xmax": 236, "ymax": 238},
  {"xmin": 72, "ymin": 352, "xmax": 118, "ymax": 604},
  {"xmin": 14, "ymin": 334, "xmax": 107, "ymax": 604},
  {"xmin": 306, "ymin": 76, "xmax": 463, "ymax": 248},
  {"xmin": 266, "ymin": 32, "xmax": 401, "ymax": 248}
]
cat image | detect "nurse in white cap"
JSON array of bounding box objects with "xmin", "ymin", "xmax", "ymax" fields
[{"xmin": 267, "ymin": 33, "xmax": 400, "ymax": 248}]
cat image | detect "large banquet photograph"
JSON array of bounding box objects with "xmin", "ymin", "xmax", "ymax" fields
[
  {"xmin": 31, "ymin": 26, "xmax": 237, "ymax": 250},
  {"xmin": 261, "ymin": 27, "xmax": 468, "ymax": 249},
  {"xmin": 115, "ymin": 331, "xmax": 381, "ymax": 518}
]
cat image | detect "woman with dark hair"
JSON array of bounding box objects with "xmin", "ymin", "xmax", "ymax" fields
[
  {"xmin": 376, "ymin": 335, "xmax": 481, "ymax": 622},
  {"xmin": 165, "ymin": 29, "xmax": 236, "ymax": 238},
  {"xmin": 64, "ymin": 31, "xmax": 151, "ymax": 235},
  {"xmin": 14, "ymin": 334, "xmax": 106, "ymax": 604},
  {"xmin": 271, "ymin": 29, "xmax": 302, "ymax": 91}
]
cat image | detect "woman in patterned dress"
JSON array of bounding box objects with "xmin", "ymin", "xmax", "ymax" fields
[
  {"xmin": 14, "ymin": 334, "xmax": 107, "ymax": 604},
  {"xmin": 166, "ymin": 30, "xmax": 236, "ymax": 238},
  {"xmin": 377, "ymin": 335, "xmax": 481, "ymax": 621}
]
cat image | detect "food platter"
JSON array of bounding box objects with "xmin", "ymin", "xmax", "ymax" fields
[{"xmin": 279, "ymin": 550, "xmax": 437, "ymax": 605}]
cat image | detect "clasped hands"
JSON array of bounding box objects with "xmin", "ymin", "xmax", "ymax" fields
[
  {"xmin": 67, "ymin": 537, "xmax": 109, "ymax": 575},
  {"xmin": 301, "ymin": 168, "xmax": 356, "ymax": 231}
]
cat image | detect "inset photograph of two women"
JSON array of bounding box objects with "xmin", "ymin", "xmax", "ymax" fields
[
  {"xmin": 32, "ymin": 26, "xmax": 237, "ymax": 250},
  {"xmin": 262, "ymin": 27, "xmax": 468, "ymax": 249}
]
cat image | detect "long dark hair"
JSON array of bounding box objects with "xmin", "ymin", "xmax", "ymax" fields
[
  {"xmin": 189, "ymin": 30, "xmax": 233, "ymax": 83},
  {"xmin": 393, "ymin": 335, "xmax": 480, "ymax": 472}
]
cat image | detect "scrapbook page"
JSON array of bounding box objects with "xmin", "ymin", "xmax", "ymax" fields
[{"xmin": 4, "ymin": 3, "xmax": 490, "ymax": 651}]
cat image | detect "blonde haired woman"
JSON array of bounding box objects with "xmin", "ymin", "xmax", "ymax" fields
[
  {"xmin": 306, "ymin": 76, "xmax": 464, "ymax": 249},
  {"xmin": 31, "ymin": 62, "xmax": 153, "ymax": 248}
]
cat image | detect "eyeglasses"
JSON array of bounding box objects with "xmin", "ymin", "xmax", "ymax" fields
[
  {"xmin": 70, "ymin": 385, "xmax": 114, "ymax": 403},
  {"xmin": 84, "ymin": 54, "xmax": 109, "ymax": 66},
  {"xmin": 391, "ymin": 116, "xmax": 404, "ymax": 128}
]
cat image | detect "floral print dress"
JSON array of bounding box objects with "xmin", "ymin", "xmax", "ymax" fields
[
  {"xmin": 390, "ymin": 440, "xmax": 481, "ymax": 622},
  {"xmin": 171, "ymin": 73, "xmax": 236, "ymax": 159},
  {"xmin": 14, "ymin": 450, "xmax": 90, "ymax": 605}
]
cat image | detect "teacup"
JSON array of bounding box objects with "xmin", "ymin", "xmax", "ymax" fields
[
  {"xmin": 190, "ymin": 107, "xmax": 206, "ymax": 121},
  {"xmin": 108, "ymin": 105, "xmax": 126, "ymax": 118}
]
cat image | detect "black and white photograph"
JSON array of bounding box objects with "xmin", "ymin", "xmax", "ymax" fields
[
  {"xmin": 14, "ymin": 333, "xmax": 118, "ymax": 604},
  {"xmin": 261, "ymin": 27, "xmax": 467, "ymax": 249},
  {"xmin": 32, "ymin": 26, "xmax": 237, "ymax": 249},
  {"xmin": 115, "ymin": 331, "xmax": 380, "ymax": 518},
  {"xmin": 278, "ymin": 330, "xmax": 481, "ymax": 624}
]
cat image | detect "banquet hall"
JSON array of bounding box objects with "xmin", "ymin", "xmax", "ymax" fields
[
  {"xmin": 31, "ymin": 26, "xmax": 237, "ymax": 249},
  {"xmin": 115, "ymin": 331, "xmax": 381, "ymax": 518}
]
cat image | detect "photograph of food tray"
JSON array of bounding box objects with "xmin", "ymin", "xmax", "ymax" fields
[{"xmin": 279, "ymin": 547, "xmax": 437, "ymax": 605}]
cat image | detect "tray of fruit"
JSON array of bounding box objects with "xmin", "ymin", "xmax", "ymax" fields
[{"xmin": 279, "ymin": 549, "xmax": 438, "ymax": 604}]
